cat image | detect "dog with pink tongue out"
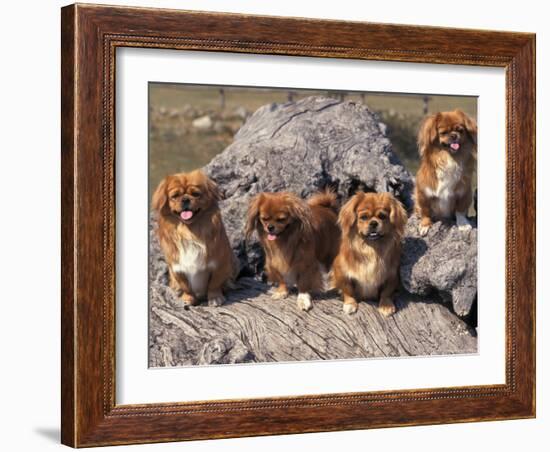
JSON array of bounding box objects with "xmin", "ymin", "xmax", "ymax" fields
[
  {"xmin": 414, "ymin": 109, "xmax": 477, "ymax": 236},
  {"xmin": 152, "ymin": 170, "xmax": 236, "ymax": 307},
  {"xmin": 245, "ymin": 190, "xmax": 340, "ymax": 311}
]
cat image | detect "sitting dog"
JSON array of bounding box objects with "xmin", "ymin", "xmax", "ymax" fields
[
  {"xmin": 332, "ymin": 192, "xmax": 407, "ymax": 317},
  {"xmin": 245, "ymin": 190, "xmax": 340, "ymax": 311},
  {"xmin": 414, "ymin": 109, "xmax": 477, "ymax": 235},
  {"xmin": 152, "ymin": 170, "xmax": 235, "ymax": 307}
]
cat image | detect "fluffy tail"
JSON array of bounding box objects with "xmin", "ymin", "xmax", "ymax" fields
[{"xmin": 307, "ymin": 188, "xmax": 339, "ymax": 213}]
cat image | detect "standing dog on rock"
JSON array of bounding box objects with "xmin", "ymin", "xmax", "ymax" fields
[{"xmin": 245, "ymin": 190, "xmax": 340, "ymax": 311}]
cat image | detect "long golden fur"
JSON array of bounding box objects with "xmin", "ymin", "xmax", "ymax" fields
[
  {"xmin": 332, "ymin": 192, "xmax": 407, "ymax": 316},
  {"xmin": 414, "ymin": 109, "xmax": 477, "ymax": 235},
  {"xmin": 152, "ymin": 170, "xmax": 235, "ymax": 307},
  {"xmin": 245, "ymin": 189, "xmax": 340, "ymax": 311}
]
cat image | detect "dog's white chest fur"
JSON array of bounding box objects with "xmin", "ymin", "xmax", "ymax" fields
[
  {"xmin": 426, "ymin": 158, "xmax": 463, "ymax": 217},
  {"xmin": 172, "ymin": 239, "xmax": 213, "ymax": 296},
  {"xmin": 349, "ymin": 254, "xmax": 385, "ymax": 300}
]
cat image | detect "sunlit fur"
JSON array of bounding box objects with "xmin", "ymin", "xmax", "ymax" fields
[
  {"xmin": 152, "ymin": 170, "xmax": 236, "ymax": 307},
  {"xmin": 332, "ymin": 192, "xmax": 407, "ymax": 317},
  {"xmin": 414, "ymin": 109, "xmax": 477, "ymax": 235},
  {"xmin": 245, "ymin": 189, "xmax": 340, "ymax": 311}
]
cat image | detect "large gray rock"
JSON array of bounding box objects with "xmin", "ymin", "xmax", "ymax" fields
[
  {"xmin": 205, "ymin": 96, "xmax": 414, "ymax": 274},
  {"xmin": 400, "ymin": 215, "xmax": 478, "ymax": 317}
]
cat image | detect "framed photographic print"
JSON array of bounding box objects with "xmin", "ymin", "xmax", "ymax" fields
[{"xmin": 61, "ymin": 3, "xmax": 536, "ymax": 447}]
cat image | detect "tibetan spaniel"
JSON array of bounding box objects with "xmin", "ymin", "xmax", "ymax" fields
[
  {"xmin": 332, "ymin": 192, "xmax": 407, "ymax": 317},
  {"xmin": 414, "ymin": 109, "xmax": 477, "ymax": 235},
  {"xmin": 152, "ymin": 170, "xmax": 235, "ymax": 307},
  {"xmin": 245, "ymin": 190, "xmax": 340, "ymax": 311}
]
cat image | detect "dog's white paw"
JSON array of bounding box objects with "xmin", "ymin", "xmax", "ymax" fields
[
  {"xmin": 272, "ymin": 289, "xmax": 289, "ymax": 300},
  {"xmin": 297, "ymin": 293, "xmax": 313, "ymax": 311},
  {"xmin": 418, "ymin": 224, "xmax": 430, "ymax": 236},
  {"xmin": 207, "ymin": 294, "xmax": 225, "ymax": 307},
  {"xmin": 343, "ymin": 302, "xmax": 358, "ymax": 315},
  {"xmin": 456, "ymin": 212, "xmax": 471, "ymax": 231},
  {"xmin": 378, "ymin": 300, "xmax": 396, "ymax": 317}
]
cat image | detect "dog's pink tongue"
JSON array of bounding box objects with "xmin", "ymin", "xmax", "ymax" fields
[
  {"xmin": 450, "ymin": 143, "xmax": 460, "ymax": 151},
  {"xmin": 267, "ymin": 233, "xmax": 277, "ymax": 241},
  {"xmin": 180, "ymin": 210, "xmax": 193, "ymax": 220}
]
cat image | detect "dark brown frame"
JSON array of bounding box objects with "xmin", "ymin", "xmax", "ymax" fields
[{"xmin": 61, "ymin": 3, "xmax": 536, "ymax": 447}]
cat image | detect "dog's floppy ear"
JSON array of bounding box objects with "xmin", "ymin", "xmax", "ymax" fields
[
  {"xmin": 203, "ymin": 174, "xmax": 222, "ymax": 203},
  {"xmin": 245, "ymin": 193, "xmax": 264, "ymax": 240},
  {"xmin": 417, "ymin": 113, "xmax": 440, "ymax": 157},
  {"xmin": 152, "ymin": 177, "xmax": 169, "ymax": 214},
  {"xmin": 338, "ymin": 192, "xmax": 363, "ymax": 235},
  {"xmin": 455, "ymin": 109, "xmax": 477, "ymax": 146},
  {"xmin": 385, "ymin": 193, "xmax": 408, "ymax": 237},
  {"xmin": 285, "ymin": 193, "xmax": 313, "ymax": 235}
]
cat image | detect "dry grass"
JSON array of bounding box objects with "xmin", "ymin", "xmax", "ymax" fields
[{"xmin": 149, "ymin": 83, "xmax": 477, "ymax": 194}]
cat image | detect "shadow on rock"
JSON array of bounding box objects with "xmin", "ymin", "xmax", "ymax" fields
[{"xmin": 400, "ymin": 236, "xmax": 429, "ymax": 289}]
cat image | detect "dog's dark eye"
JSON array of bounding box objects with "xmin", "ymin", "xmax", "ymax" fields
[
  {"xmin": 276, "ymin": 218, "xmax": 286, "ymax": 223},
  {"xmin": 359, "ymin": 214, "xmax": 369, "ymax": 221},
  {"xmin": 456, "ymin": 126, "xmax": 464, "ymax": 132},
  {"xmin": 378, "ymin": 212, "xmax": 387, "ymax": 220},
  {"xmin": 190, "ymin": 191, "xmax": 201, "ymax": 198}
]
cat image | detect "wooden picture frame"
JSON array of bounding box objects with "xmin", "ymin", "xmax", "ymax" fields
[{"xmin": 61, "ymin": 3, "xmax": 535, "ymax": 447}]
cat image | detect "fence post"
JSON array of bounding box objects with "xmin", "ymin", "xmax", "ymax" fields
[
  {"xmin": 422, "ymin": 95, "xmax": 431, "ymax": 115},
  {"xmin": 219, "ymin": 88, "xmax": 225, "ymax": 111}
]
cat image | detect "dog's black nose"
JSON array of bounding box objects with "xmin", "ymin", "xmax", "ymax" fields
[
  {"xmin": 450, "ymin": 132, "xmax": 459, "ymax": 140},
  {"xmin": 182, "ymin": 199, "xmax": 191, "ymax": 209},
  {"xmin": 369, "ymin": 220, "xmax": 379, "ymax": 230},
  {"xmin": 267, "ymin": 224, "xmax": 275, "ymax": 232}
]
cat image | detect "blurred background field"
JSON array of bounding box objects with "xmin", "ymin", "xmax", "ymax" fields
[{"xmin": 149, "ymin": 83, "xmax": 477, "ymax": 195}]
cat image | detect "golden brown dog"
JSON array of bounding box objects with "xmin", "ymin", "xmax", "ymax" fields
[
  {"xmin": 152, "ymin": 170, "xmax": 235, "ymax": 307},
  {"xmin": 245, "ymin": 190, "xmax": 340, "ymax": 311},
  {"xmin": 332, "ymin": 192, "xmax": 407, "ymax": 316},
  {"xmin": 414, "ymin": 109, "xmax": 477, "ymax": 235}
]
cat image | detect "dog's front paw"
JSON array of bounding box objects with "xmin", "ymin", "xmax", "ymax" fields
[
  {"xmin": 181, "ymin": 292, "xmax": 197, "ymax": 306},
  {"xmin": 297, "ymin": 293, "xmax": 313, "ymax": 311},
  {"xmin": 456, "ymin": 213, "xmax": 472, "ymax": 231},
  {"xmin": 418, "ymin": 217, "xmax": 432, "ymax": 236},
  {"xmin": 418, "ymin": 223, "xmax": 431, "ymax": 236},
  {"xmin": 378, "ymin": 299, "xmax": 396, "ymax": 317},
  {"xmin": 207, "ymin": 293, "xmax": 226, "ymax": 307},
  {"xmin": 343, "ymin": 302, "xmax": 358, "ymax": 315},
  {"xmin": 272, "ymin": 288, "xmax": 289, "ymax": 300}
]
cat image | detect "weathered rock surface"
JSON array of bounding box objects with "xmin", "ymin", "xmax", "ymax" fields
[
  {"xmin": 149, "ymin": 278, "xmax": 477, "ymax": 367},
  {"xmin": 205, "ymin": 96, "xmax": 414, "ymax": 274},
  {"xmin": 400, "ymin": 215, "xmax": 478, "ymax": 317}
]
